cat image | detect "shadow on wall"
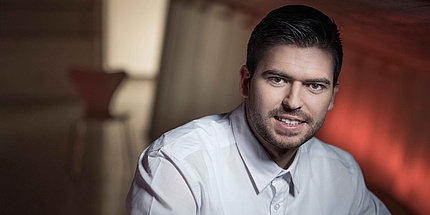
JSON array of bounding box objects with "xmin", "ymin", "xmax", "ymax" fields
[{"xmin": 318, "ymin": 45, "xmax": 430, "ymax": 215}]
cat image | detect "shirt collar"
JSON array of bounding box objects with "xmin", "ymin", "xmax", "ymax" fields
[{"xmin": 230, "ymin": 103, "xmax": 301, "ymax": 194}]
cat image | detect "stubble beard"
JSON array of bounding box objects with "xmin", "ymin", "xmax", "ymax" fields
[{"xmin": 248, "ymin": 105, "xmax": 325, "ymax": 150}]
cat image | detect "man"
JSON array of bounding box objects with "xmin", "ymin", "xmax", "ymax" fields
[{"xmin": 127, "ymin": 5, "xmax": 390, "ymax": 214}]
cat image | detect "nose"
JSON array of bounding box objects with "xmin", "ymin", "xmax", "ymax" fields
[{"xmin": 282, "ymin": 81, "xmax": 303, "ymax": 110}]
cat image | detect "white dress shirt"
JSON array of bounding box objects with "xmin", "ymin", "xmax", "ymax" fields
[{"xmin": 127, "ymin": 103, "xmax": 390, "ymax": 215}]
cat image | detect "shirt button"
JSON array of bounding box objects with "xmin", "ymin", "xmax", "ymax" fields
[{"xmin": 274, "ymin": 204, "xmax": 280, "ymax": 210}]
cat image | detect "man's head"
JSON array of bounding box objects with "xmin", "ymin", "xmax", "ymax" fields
[
  {"xmin": 246, "ymin": 5, "xmax": 343, "ymax": 85},
  {"xmin": 240, "ymin": 5, "xmax": 343, "ymax": 161}
]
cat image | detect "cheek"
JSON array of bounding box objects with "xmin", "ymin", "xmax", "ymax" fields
[
  {"xmin": 248, "ymin": 88, "xmax": 278, "ymax": 115},
  {"xmin": 254, "ymin": 83, "xmax": 286, "ymax": 103},
  {"xmin": 306, "ymin": 97, "xmax": 333, "ymax": 118}
]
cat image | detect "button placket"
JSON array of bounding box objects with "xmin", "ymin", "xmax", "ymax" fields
[{"xmin": 270, "ymin": 176, "xmax": 288, "ymax": 214}]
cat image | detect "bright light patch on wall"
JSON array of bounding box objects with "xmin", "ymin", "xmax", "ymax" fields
[{"xmin": 104, "ymin": 0, "xmax": 169, "ymax": 78}]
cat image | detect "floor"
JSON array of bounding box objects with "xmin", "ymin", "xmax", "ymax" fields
[{"xmin": 0, "ymin": 79, "xmax": 155, "ymax": 215}]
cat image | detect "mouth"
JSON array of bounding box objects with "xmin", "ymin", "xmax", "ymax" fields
[{"xmin": 274, "ymin": 116, "xmax": 305, "ymax": 126}]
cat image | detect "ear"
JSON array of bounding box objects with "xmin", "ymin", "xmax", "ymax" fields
[
  {"xmin": 328, "ymin": 83, "xmax": 339, "ymax": 110},
  {"xmin": 240, "ymin": 65, "xmax": 251, "ymax": 98}
]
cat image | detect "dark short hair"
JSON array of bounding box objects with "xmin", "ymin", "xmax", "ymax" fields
[{"xmin": 246, "ymin": 5, "xmax": 343, "ymax": 85}]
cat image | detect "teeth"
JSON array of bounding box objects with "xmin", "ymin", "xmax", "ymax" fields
[{"xmin": 279, "ymin": 118, "xmax": 301, "ymax": 126}]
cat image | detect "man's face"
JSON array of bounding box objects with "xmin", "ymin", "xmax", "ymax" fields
[{"xmin": 240, "ymin": 45, "xmax": 338, "ymax": 152}]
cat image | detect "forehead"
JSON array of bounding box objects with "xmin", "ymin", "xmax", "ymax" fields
[{"xmin": 256, "ymin": 45, "xmax": 334, "ymax": 81}]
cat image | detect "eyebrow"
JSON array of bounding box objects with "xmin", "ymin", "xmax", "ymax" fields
[{"xmin": 262, "ymin": 70, "xmax": 332, "ymax": 86}]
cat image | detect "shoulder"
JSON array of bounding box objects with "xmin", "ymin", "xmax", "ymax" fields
[
  {"xmin": 304, "ymin": 138, "xmax": 356, "ymax": 162},
  {"xmin": 300, "ymin": 137, "xmax": 359, "ymax": 173},
  {"xmin": 297, "ymin": 138, "xmax": 363, "ymax": 195},
  {"xmin": 146, "ymin": 113, "xmax": 234, "ymax": 160}
]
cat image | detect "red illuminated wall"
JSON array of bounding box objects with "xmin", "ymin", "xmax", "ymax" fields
[{"xmin": 317, "ymin": 47, "xmax": 430, "ymax": 214}]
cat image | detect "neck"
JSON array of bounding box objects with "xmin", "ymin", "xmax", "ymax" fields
[{"xmin": 262, "ymin": 143, "xmax": 298, "ymax": 169}]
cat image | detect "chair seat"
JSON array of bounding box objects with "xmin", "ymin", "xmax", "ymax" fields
[
  {"xmin": 82, "ymin": 111, "xmax": 129, "ymax": 121},
  {"xmin": 68, "ymin": 67, "xmax": 135, "ymax": 179}
]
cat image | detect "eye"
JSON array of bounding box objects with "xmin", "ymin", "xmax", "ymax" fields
[
  {"xmin": 307, "ymin": 83, "xmax": 325, "ymax": 92},
  {"xmin": 268, "ymin": 77, "xmax": 287, "ymax": 86}
]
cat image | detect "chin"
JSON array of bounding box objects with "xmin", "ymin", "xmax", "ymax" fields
[{"xmin": 271, "ymin": 136, "xmax": 305, "ymax": 150}]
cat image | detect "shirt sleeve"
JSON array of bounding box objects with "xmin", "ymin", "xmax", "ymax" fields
[
  {"xmin": 350, "ymin": 164, "xmax": 391, "ymax": 215},
  {"xmin": 126, "ymin": 151, "xmax": 197, "ymax": 215}
]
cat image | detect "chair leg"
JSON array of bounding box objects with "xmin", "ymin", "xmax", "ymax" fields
[
  {"xmin": 65, "ymin": 120, "xmax": 78, "ymax": 171},
  {"xmin": 120, "ymin": 120, "xmax": 135, "ymax": 174},
  {"xmin": 71, "ymin": 118, "xmax": 88, "ymax": 179}
]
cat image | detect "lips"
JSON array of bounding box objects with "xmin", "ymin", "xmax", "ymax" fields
[{"xmin": 274, "ymin": 116, "xmax": 305, "ymax": 126}]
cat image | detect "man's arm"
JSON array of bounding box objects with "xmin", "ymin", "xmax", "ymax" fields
[
  {"xmin": 126, "ymin": 153, "xmax": 197, "ymax": 215},
  {"xmin": 350, "ymin": 165, "xmax": 391, "ymax": 215}
]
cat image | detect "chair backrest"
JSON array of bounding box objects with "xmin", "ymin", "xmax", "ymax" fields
[{"xmin": 69, "ymin": 67, "xmax": 127, "ymax": 119}]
